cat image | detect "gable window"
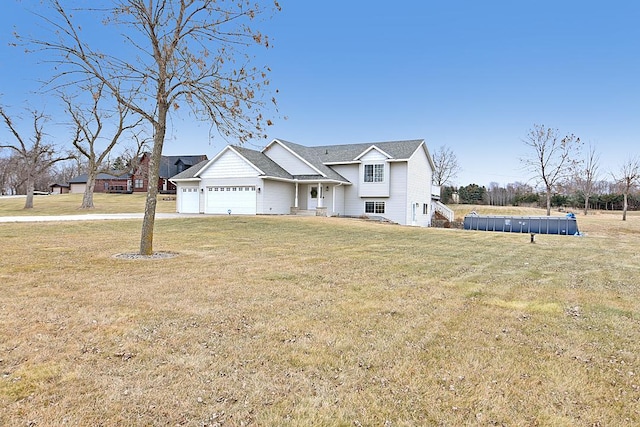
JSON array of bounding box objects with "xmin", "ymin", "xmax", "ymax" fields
[
  {"xmin": 365, "ymin": 201, "xmax": 385, "ymax": 214},
  {"xmin": 364, "ymin": 164, "xmax": 384, "ymax": 183}
]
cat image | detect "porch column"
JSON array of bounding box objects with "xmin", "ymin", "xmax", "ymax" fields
[
  {"xmin": 332, "ymin": 184, "xmax": 336, "ymax": 214},
  {"xmin": 317, "ymin": 182, "xmax": 323, "ymax": 208},
  {"xmin": 294, "ymin": 182, "xmax": 299, "ymax": 208}
]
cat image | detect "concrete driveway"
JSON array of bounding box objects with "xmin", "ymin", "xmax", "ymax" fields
[{"xmin": 0, "ymin": 213, "xmax": 201, "ymax": 223}]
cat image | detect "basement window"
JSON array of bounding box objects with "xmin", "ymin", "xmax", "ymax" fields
[{"xmin": 365, "ymin": 201, "xmax": 385, "ymax": 214}]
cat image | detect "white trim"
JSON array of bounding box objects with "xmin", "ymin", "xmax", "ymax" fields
[
  {"xmin": 264, "ymin": 139, "xmax": 327, "ymax": 177},
  {"xmin": 260, "ymin": 175, "xmax": 352, "ymax": 185},
  {"xmin": 354, "ymin": 145, "xmax": 393, "ymax": 161},
  {"xmin": 324, "ymin": 160, "xmax": 362, "ymax": 165},
  {"xmin": 169, "ymin": 177, "xmax": 201, "ymax": 183},
  {"xmin": 416, "ymin": 141, "xmax": 436, "ymax": 171},
  {"xmin": 195, "ymin": 146, "xmax": 264, "ymax": 178}
]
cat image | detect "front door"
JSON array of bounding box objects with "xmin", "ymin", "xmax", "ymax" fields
[{"xmin": 307, "ymin": 185, "xmax": 318, "ymax": 209}]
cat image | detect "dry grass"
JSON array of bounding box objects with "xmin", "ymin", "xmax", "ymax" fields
[
  {"xmin": 1, "ymin": 205, "xmax": 639, "ymax": 426},
  {"xmin": 0, "ymin": 193, "xmax": 176, "ymax": 216}
]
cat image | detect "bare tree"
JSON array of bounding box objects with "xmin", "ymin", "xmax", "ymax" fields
[
  {"xmin": 612, "ymin": 156, "xmax": 640, "ymax": 221},
  {"xmin": 574, "ymin": 143, "xmax": 600, "ymax": 215},
  {"xmin": 521, "ymin": 124, "xmax": 581, "ymax": 216},
  {"xmin": 0, "ymin": 107, "xmax": 73, "ymax": 208},
  {"xmin": 432, "ymin": 145, "xmax": 461, "ymax": 186},
  {"xmin": 63, "ymin": 83, "xmax": 141, "ymax": 209},
  {"xmin": 27, "ymin": 0, "xmax": 279, "ymax": 254}
]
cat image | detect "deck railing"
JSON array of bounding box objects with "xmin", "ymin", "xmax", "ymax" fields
[{"xmin": 433, "ymin": 201, "xmax": 454, "ymax": 222}]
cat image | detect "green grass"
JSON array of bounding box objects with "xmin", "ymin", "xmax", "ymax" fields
[
  {"xmin": 1, "ymin": 200, "xmax": 639, "ymax": 425},
  {"xmin": 0, "ymin": 193, "xmax": 176, "ymax": 215}
]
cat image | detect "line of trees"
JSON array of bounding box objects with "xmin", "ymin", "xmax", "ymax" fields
[
  {"xmin": 433, "ymin": 124, "xmax": 639, "ymax": 221},
  {"xmin": 441, "ymin": 179, "xmax": 640, "ymax": 213}
]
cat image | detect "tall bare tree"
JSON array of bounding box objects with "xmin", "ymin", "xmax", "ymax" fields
[
  {"xmin": 612, "ymin": 156, "xmax": 639, "ymax": 221},
  {"xmin": 574, "ymin": 143, "xmax": 600, "ymax": 215},
  {"xmin": 432, "ymin": 145, "xmax": 461, "ymax": 187},
  {"xmin": 63, "ymin": 83, "xmax": 141, "ymax": 209},
  {"xmin": 521, "ymin": 124, "xmax": 581, "ymax": 216},
  {"xmin": 27, "ymin": 0, "xmax": 279, "ymax": 254},
  {"xmin": 0, "ymin": 107, "xmax": 73, "ymax": 208}
]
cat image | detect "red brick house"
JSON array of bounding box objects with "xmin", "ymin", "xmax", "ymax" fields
[
  {"xmin": 67, "ymin": 171, "xmax": 132, "ymax": 194},
  {"xmin": 132, "ymin": 153, "xmax": 208, "ymax": 194}
]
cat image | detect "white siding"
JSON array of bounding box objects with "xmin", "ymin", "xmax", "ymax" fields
[
  {"xmin": 263, "ymin": 142, "xmax": 318, "ymax": 175},
  {"xmin": 385, "ymin": 162, "xmax": 409, "ymax": 224},
  {"xmin": 333, "ymin": 162, "xmax": 410, "ymax": 225},
  {"xmin": 360, "ymin": 149, "xmax": 386, "ymax": 162},
  {"xmin": 331, "ymin": 164, "xmax": 361, "ymax": 216},
  {"xmin": 262, "ymin": 180, "xmax": 295, "ymax": 214},
  {"xmin": 406, "ymin": 145, "xmax": 434, "ymax": 226},
  {"xmin": 200, "ymin": 149, "xmax": 259, "ymax": 179},
  {"xmin": 358, "ymin": 149, "xmax": 390, "ymax": 197},
  {"xmin": 332, "ymin": 185, "xmax": 345, "ymax": 216}
]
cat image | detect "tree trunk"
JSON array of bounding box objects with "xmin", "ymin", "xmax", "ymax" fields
[
  {"xmin": 81, "ymin": 168, "xmax": 98, "ymax": 209},
  {"xmin": 139, "ymin": 108, "xmax": 167, "ymax": 255},
  {"xmin": 583, "ymin": 194, "xmax": 590, "ymax": 216},
  {"xmin": 24, "ymin": 175, "xmax": 35, "ymax": 209},
  {"xmin": 545, "ymin": 189, "xmax": 551, "ymax": 216},
  {"xmin": 622, "ymin": 192, "xmax": 628, "ymax": 221}
]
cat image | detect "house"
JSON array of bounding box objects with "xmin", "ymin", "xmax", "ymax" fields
[
  {"xmin": 49, "ymin": 183, "xmax": 70, "ymax": 194},
  {"xmin": 171, "ymin": 138, "xmax": 447, "ymax": 226},
  {"xmin": 131, "ymin": 153, "xmax": 208, "ymax": 194},
  {"xmin": 68, "ymin": 171, "xmax": 132, "ymax": 194}
]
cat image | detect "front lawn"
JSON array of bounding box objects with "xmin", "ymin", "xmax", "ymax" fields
[{"xmin": 1, "ymin": 212, "xmax": 638, "ymax": 425}]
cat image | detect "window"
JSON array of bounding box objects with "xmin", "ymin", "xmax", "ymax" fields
[
  {"xmin": 364, "ymin": 164, "xmax": 384, "ymax": 182},
  {"xmin": 134, "ymin": 179, "xmax": 144, "ymax": 188},
  {"xmin": 423, "ymin": 204, "xmax": 429, "ymax": 215},
  {"xmin": 365, "ymin": 201, "xmax": 385, "ymax": 214}
]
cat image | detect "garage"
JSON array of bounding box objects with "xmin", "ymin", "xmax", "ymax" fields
[
  {"xmin": 179, "ymin": 187, "xmax": 200, "ymax": 213},
  {"xmin": 205, "ymin": 186, "xmax": 256, "ymax": 215}
]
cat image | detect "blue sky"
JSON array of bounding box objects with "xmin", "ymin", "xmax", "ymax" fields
[{"xmin": 1, "ymin": 1, "xmax": 639, "ymax": 187}]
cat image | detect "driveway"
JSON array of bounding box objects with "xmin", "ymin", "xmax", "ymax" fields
[{"xmin": 0, "ymin": 213, "xmax": 201, "ymax": 223}]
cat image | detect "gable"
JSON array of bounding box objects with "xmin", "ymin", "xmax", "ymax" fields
[
  {"xmin": 199, "ymin": 148, "xmax": 260, "ymax": 179},
  {"xmin": 263, "ymin": 141, "xmax": 320, "ymax": 176},
  {"xmin": 359, "ymin": 148, "xmax": 390, "ymax": 162}
]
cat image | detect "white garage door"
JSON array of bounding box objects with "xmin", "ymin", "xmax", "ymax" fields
[
  {"xmin": 205, "ymin": 186, "xmax": 256, "ymax": 215},
  {"xmin": 179, "ymin": 187, "xmax": 200, "ymax": 213}
]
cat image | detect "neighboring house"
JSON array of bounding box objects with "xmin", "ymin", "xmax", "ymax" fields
[
  {"xmin": 132, "ymin": 153, "xmax": 208, "ymax": 194},
  {"xmin": 171, "ymin": 138, "xmax": 443, "ymax": 226},
  {"xmin": 49, "ymin": 183, "xmax": 70, "ymax": 194},
  {"xmin": 68, "ymin": 171, "xmax": 132, "ymax": 194}
]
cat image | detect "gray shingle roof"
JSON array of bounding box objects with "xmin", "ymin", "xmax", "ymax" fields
[
  {"xmin": 275, "ymin": 139, "xmax": 425, "ymax": 163},
  {"xmin": 160, "ymin": 155, "xmax": 208, "ymax": 178},
  {"xmin": 69, "ymin": 171, "xmax": 131, "ymax": 183},
  {"xmin": 232, "ymin": 146, "xmax": 293, "ymax": 179},
  {"xmin": 169, "ymin": 159, "xmax": 209, "ymax": 180},
  {"xmin": 171, "ymin": 139, "xmax": 429, "ymax": 184}
]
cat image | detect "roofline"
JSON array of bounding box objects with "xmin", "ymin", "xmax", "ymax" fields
[
  {"xmin": 169, "ymin": 177, "xmax": 201, "ymax": 183},
  {"xmin": 418, "ymin": 140, "xmax": 436, "ymax": 171},
  {"xmin": 354, "ymin": 145, "xmax": 394, "ymax": 161},
  {"xmin": 264, "ymin": 139, "xmax": 327, "ymax": 178},
  {"xmin": 323, "ymin": 160, "xmax": 361, "ymax": 165},
  {"xmin": 195, "ymin": 145, "xmax": 264, "ymax": 178},
  {"xmin": 261, "ymin": 176, "xmax": 352, "ymax": 185}
]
